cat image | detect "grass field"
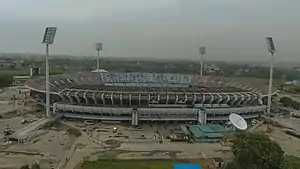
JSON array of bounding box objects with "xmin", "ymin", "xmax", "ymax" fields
[
  {"xmin": 285, "ymin": 155, "xmax": 300, "ymax": 169},
  {"xmin": 80, "ymin": 159, "xmax": 188, "ymax": 169},
  {"xmin": 78, "ymin": 159, "xmax": 215, "ymax": 169}
]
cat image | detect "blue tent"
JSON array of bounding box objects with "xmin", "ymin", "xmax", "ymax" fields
[{"xmin": 173, "ymin": 164, "xmax": 202, "ymax": 169}]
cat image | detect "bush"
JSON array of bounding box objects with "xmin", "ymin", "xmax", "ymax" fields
[
  {"xmin": 46, "ymin": 119, "xmax": 61, "ymax": 128},
  {"xmin": 20, "ymin": 165, "xmax": 30, "ymax": 169},
  {"xmin": 67, "ymin": 127, "xmax": 82, "ymax": 137},
  {"xmin": 280, "ymin": 97, "xmax": 300, "ymax": 110},
  {"xmin": 31, "ymin": 163, "xmax": 40, "ymax": 169},
  {"xmin": 0, "ymin": 74, "xmax": 13, "ymax": 88},
  {"xmin": 285, "ymin": 155, "xmax": 300, "ymax": 169}
]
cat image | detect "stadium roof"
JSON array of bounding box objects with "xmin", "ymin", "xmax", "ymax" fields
[{"xmin": 188, "ymin": 124, "xmax": 228, "ymax": 139}]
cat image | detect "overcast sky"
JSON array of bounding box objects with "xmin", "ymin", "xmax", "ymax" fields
[{"xmin": 0, "ymin": 0, "xmax": 299, "ymax": 61}]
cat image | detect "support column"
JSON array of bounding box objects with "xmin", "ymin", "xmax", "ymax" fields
[
  {"xmin": 201, "ymin": 94, "xmax": 205, "ymax": 104},
  {"xmin": 83, "ymin": 91, "xmax": 89, "ymax": 105},
  {"xmin": 52, "ymin": 102, "xmax": 57, "ymax": 115},
  {"xmin": 208, "ymin": 93, "xmax": 214, "ymax": 104},
  {"xmin": 92, "ymin": 92, "xmax": 97, "ymax": 104},
  {"xmin": 131, "ymin": 110, "xmax": 139, "ymax": 126},
  {"xmin": 75, "ymin": 91, "xmax": 80, "ymax": 104},
  {"xmin": 217, "ymin": 93, "xmax": 222, "ymax": 104},
  {"xmin": 101, "ymin": 92, "xmax": 106, "ymax": 105},
  {"xmin": 198, "ymin": 109, "xmax": 207, "ymax": 124},
  {"xmin": 111, "ymin": 92, "xmax": 114, "ymax": 105}
]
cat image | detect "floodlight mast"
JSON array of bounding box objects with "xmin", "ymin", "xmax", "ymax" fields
[
  {"xmin": 95, "ymin": 43, "xmax": 102, "ymax": 73},
  {"xmin": 42, "ymin": 27, "xmax": 57, "ymax": 117},
  {"xmin": 199, "ymin": 47, "xmax": 206, "ymax": 77},
  {"xmin": 265, "ymin": 37, "xmax": 276, "ymax": 115}
]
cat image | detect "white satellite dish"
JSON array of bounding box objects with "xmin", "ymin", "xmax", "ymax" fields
[{"xmin": 229, "ymin": 113, "xmax": 247, "ymax": 130}]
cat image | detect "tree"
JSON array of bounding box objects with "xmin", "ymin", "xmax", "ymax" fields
[
  {"xmin": 0, "ymin": 74, "xmax": 13, "ymax": 88},
  {"xmin": 20, "ymin": 165, "xmax": 30, "ymax": 169},
  {"xmin": 230, "ymin": 133, "xmax": 285, "ymax": 169},
  {"xmin": 66, "ymin": 127, "xmax": 82, "ymax": 137},
  {"xmin": 285, "ymin": 155, "xmax": 300, "ymax": 169},
  {"xmin": 31, "ymin": 163, "xmax": 41, "ymax": 169},
  {"xmin": 279, "ymin": 97, "xmax": 300, "ymax": 110}
]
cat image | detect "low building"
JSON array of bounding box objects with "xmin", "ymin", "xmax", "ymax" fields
[
  {"xmin": 13, "ymin": 76, "xmax": 31, "ymax": 86},
  {"xmin": 187, "ymin": 124, "xmax": 233, "ymax": 141}
]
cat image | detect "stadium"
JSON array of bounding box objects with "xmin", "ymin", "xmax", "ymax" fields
[{"xmin": 25, "ymin": 72, "xmax": 271, "ymax": 126}]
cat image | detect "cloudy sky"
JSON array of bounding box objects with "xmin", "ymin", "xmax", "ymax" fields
[{"xmin": 0, "ymin": 0, "xmax": 299, "ymax": 61}]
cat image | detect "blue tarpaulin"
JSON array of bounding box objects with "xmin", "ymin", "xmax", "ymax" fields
[{"xmin": 173, "ymin": 164, "xmax": 202, "ymax": 169}]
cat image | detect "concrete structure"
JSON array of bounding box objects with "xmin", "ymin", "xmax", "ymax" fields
[
  {"xmin": 13, "ymin": 76, "xmax": 31, "ymax": 86},
  {"xmin": 8, "ymin": 117, "xmax": 51, "ymax": 142},
  {"xmin": 25, "ymin": 72, "xmax": 275, "ymax": 126}
]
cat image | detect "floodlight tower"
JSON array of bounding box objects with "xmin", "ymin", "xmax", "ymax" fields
[
  {"xmin": 95, "ymin": 43, "xmax": 102, "ymax": 73},
  {"xmin": 199, "ymin": 47, "xmax": 206, "ymax": 77},
  {"xmin": 265, "ymin": 37, "xmax": 276, "ymax": 115},
  {"xmin": 42, "ymin": 27, "xmax": 57, "ymax": 117}
]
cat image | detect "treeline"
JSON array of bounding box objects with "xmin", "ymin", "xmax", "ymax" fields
[
  {"xmin": 4, "ymin": 57, "xmax": 300, "ymax": 82},
  {"xmin": 0, "ymin": 74, "xmax": 13, "ymax": 88},
  {"xmin": 218, "ymin": 64, "xmax": 300, "ymax": 81},
  {"xmin": 279, "ymin": 97, "xmax": 300, "ymax": 110},
  {"xmin": 20, "ymin": 163, "xmax": 40, "ymax": 169},
  {"xmin": 292, "ymin": 87, "xmax": 300, "ymax": 94}
]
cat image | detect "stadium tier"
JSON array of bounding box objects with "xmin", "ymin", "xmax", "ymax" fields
[{"xmin": 25, "ymin": 72, "xmax": 273, "ymax": 125}]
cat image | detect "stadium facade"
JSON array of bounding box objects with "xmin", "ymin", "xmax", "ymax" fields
[{"xmin": 25, "ymin": 72, "xmax": 270, "ymax": 126}]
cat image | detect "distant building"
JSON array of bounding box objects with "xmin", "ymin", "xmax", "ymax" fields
[
  {"xmin": 30, "ymin": 67, "xmax": 41, "ymax": 77},
  {"xmin": 285, "ymin": 80, "xmax": 300, "ymax": 85},
  {"xmin": 0, "ymin": 58, "xmax": 16, "ymax": 69}
]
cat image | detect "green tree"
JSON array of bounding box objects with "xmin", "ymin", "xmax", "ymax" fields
[
  {"xmin": 20, "ymin": 165, "xmax": 30, "ymax": 169},
  {"xmin": 230, "ymin": 133, "xmax": 285, "ymax": 169},
  {"xmin": 66, "ymin": 127, "xmax": 82, "ymax": 137},
  {"xmin": 285, "ymin": 155, "xmax": 300, "ymax": 169},
  {"xmin": 279, "ymin": 97, "xmax": 300, "ymax": 110},
  {"xmin": 31, "ymin": 163, "xmax": 40, "ymax": 169},
  {"xmin": 0, "ymin": 74, "xmax": 13, "ymax": 88}
]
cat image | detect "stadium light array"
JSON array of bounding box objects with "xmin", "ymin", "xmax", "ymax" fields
[
  {"xmin": 199, "ymin": 46, "xmax": 206, "ymax": 77},
  {"xmin": 95, "ymin": 42, "xmax": 103, "ymax": 73},
  {"xmin": 265, "ymin": 37, "xmax": 276, "ymax": 115},
  {"xmin": 42, "ymin": 27, "xmax": 57, "ymax": 117}
]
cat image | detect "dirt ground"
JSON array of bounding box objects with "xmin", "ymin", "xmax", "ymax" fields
[
  {"xmin": 0, "ymin": 118, "xmax": 233, "ymax": 169},
  {"xmin": 6, "ymin": 115, "xmax": 300, "ymax": 169},
  {"xmin": 256, "ymin": 121, "xmax": 300, "ymax": 157}
]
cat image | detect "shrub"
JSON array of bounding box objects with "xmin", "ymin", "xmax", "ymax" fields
[
  {"xmin": 67, "ymin": 127, "xmax": 82, "ymax": 137},
  {"xmin": 20, "ymin": 165, "xmax": 30, "ymax": 169},
  {"xmin": 31, "ymin": 163, "xmax": 40, "ymax": 169}
]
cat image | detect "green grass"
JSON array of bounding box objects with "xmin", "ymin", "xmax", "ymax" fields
[
  {"xmin": 0, "ymin": 69, "xmax": 27, "ymax": 76},
  {"xmin": 81, "ymin": 159, "xmax": 185, "ymax": 169},
  {"xmin": 285, "ymin": 155, "xmax": 300, "ymax": 169}
]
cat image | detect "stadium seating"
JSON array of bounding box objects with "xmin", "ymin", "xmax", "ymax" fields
[
  {"xmin": 25, "ymin": 72, "xmax": 269, "ymax": 123},
  {"xmin": 25, "ymin": 72, "xmax": 274, "ymax": 96}
]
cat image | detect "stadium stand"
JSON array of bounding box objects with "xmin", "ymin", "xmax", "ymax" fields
[{"xmin": 25, "ymin": 72, "xmax": 274, "ymax": 125}]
